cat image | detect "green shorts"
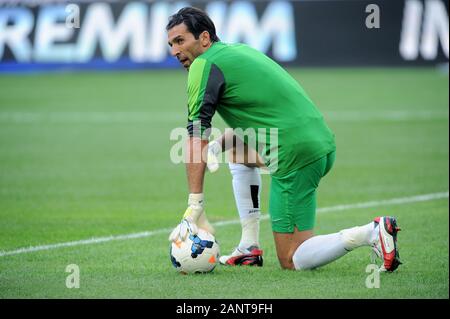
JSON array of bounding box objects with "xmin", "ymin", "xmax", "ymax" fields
[{"xmin": 269, "ymin": 151, "xmax": 335, "ymax": 233}]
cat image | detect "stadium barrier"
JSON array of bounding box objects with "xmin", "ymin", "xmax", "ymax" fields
[{"xmin": 0, "ymin": 0, "xmax": 448, "ymax": 72}]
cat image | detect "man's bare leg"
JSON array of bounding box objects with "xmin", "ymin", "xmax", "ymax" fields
[{"xmin": 273, "ymin": 228, "xmax": 313, "ymax": 270}]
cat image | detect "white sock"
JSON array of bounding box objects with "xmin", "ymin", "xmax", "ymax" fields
[
  {"xmin": 293, "ymin": 233, "xmax": 348, "ymax": 270},
  {"xmin": 340, "ymin": 221, "xmax": 378, "ymax": 250},
  {"xmin": 228, "ymin": 163, "xmax": 261, "ymax": 248},
  {"xmin": 240, "ymin": 215, "xmax": 260, "ymax": 249},
  {"xmin": 293, "ymin": 222, "xmax": 378, "ymax": 270}
]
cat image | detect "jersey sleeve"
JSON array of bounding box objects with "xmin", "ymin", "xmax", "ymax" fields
[{"xmin": 186, "ymin": 58, "xmax": 225, "ymax": 137}]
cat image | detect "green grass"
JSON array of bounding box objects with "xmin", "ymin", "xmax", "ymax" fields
[{"xmin": 0, "ymin": 68, "xmax": 448, "ymax": 298}]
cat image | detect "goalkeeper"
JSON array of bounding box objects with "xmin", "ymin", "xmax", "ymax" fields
[{"xmin": 167, "ymin": 7, "xmax": 401, "ymax": 271}]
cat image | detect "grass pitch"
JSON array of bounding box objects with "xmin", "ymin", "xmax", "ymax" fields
[{"xmin": 0, "ymin": 68, "xmax": 448, "ymax": 298}]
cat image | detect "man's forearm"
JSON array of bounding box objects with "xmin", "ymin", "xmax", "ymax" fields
[{"xmin": 186, "ymin": 137, "xmax": 208, "ymax": 193}]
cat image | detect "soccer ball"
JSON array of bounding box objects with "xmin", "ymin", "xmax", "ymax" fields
[{"xmin": 170, "ymin": 229, "xmax": 220, "ymax": 274}]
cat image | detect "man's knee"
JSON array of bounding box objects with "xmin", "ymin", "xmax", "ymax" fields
[
  {"xmin": 229, "ymin": 147, "xmax": 264, "ymax": 168},
  {"xmin": 278, "ymin": 255, "xmax": 295, "ymax": 270}
]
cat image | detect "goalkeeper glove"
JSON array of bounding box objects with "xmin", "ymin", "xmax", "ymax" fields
[
  {"xmin": 168, "ymin": 216, "xmax": 198, "ymax": 242},
  {"xmin": 168, "ymin": 193, "xmax": 215, "ymax": 242},
  {"xmin": 207, "ymin": 140, "xmax": 222, "ymax": 173}
]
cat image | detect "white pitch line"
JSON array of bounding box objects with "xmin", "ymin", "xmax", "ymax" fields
[
  {"xmin": 0, "ymin": 191, "xmax": 448, "ymax": 258},
  {"xmin": 316, "ymin": 192, "xmax": 449, "ymax": 214}
]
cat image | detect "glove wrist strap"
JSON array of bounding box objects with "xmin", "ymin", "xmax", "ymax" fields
[{"xmin": 188, "ymin": 193, "xmax": 204, "ymax": 208}]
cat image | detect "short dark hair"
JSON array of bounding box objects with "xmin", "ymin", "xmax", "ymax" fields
[{"xmin": 166, "ymin": 7, "xmax": 220, "ymax": 43}]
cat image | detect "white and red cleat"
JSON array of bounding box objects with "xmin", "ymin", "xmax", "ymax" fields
[
  {"xmin": 372, "ymin": 216, "xmax": 402, "ymax": 272},
  {"xmin": 219, "ymin": 245, "xmax": 263, "ymax": 266}
]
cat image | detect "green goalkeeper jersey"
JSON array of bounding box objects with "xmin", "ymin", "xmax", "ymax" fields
[{"xmin": 186, "ymin": 41, "xmax": 336, "ymax": 177}]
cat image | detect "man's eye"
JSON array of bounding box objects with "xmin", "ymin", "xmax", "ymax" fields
[{"xmin": 178, "ymin": 39, "xmax": 184, "ymax": 44}]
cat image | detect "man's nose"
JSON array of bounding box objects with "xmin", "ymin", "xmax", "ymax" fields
[{"xmin": 171, "ymin": 45, "xmax": 180, "ymax": 57}]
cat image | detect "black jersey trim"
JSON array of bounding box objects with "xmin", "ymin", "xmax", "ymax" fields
[{"xmin": 187, "ymin": 63, "xmax": 225, "ymax": 137}]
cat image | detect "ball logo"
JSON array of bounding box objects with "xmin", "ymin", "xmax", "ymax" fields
[
  {"xmin": 170, "ymin": 249, "xmax": 182, "ymax": 268},
  {"xmin": 170, "ymin": 229, "xmax": 220, "ymax": 274},
  {"xmin": 189, "ymin": 234, "xmax": 214, "ymax": 258}
]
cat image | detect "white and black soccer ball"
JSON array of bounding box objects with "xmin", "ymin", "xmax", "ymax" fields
[{"xmin": 170, "ymin": 229, "xmax": 220, "ymax": 274}]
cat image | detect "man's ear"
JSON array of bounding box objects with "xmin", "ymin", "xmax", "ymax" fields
[{"xmin": 200, "ymin": 31, "xmax": 211, "ymax": 47}]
